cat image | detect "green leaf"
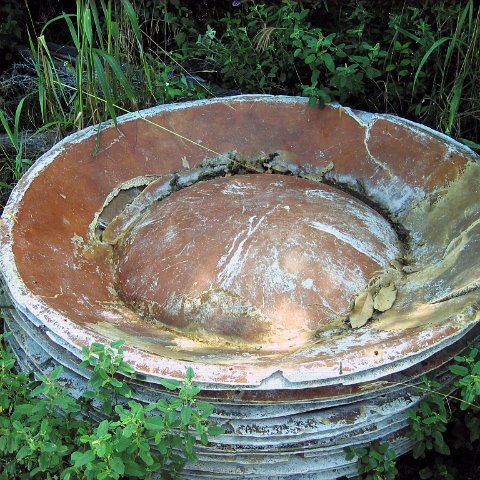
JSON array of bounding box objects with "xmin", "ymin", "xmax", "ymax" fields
[
  {"xmin": 181, "ymin": 406, "xmax": 193, "ymax": 425},
  {"xmin": 30, "ymin": 383, "xmax": 48, "ymax": 396},
  {"xmin": 412, "ymin": 36, "xmax": 451, "ymax": 91},
  {"xmin": 159, "ymin": 378, "xmax": 180, "ymax": 390},
  {"xmin": 446, "ymin": 81, "xmax": 463, "ymax": 135},
  {"xmin": 197, "ymin": 401, "xmax": 214, "ymax": 417},
  {"xmin": 413, "ymin": 442, "xmax": 425, "ymax": 459},
  {"xmin": 123, "ymin": 422, "xmax": 136, "ymax": 438},
  {"xmin": 304, "ymin": 53, "xmax": 316, "ymax": 65},
  {"xmin": 139, "ymin": 443, "xmax": 154, "ymax": 466},
  {"xmin": 323, "ymin": 53, "xmax": 335, "ymax": 72},
  {"xmin": 207, "ymin": 425, "xmax": 224, "ymax": 436},
  {"xmin": 124, "ymin": 459, "xmax": 145, "ymax": 477},
  {"xmin": 16, "ymin": 445, "xmax": 31, "ymax": 461},
  {"xmin": 97, "ymin": 419, "xmax": 110, "ymax": 436},
  {"xmin": 419, "ymin": 467, "xmax": 433, "ymax": 479},
  {"xmin": 50, "ymin": 365, "xmax": 63, "ymax": 380},
  {"xmin": 186, "ymin": 367, "xmax": 195, "ymax": 382},
  {"xmin": 450, "ymin": 364, "xmax": 469, "ymax": 376},
  {"xmin": 144, "ymin": 416, "xmax": 165, "ymax": 431},
  {"xmin": 118, "ymin": 361, "xmax": 135, "ymax": 375},
  {"xmin": 433, "ymin": 430, "xmax": 450, "ymax": 455},
  {"xmin": 110, "ymin": 456, "xmax": 125, "ymax": 475},
  {"xmin": 71, "ymin": 449, "xmax": 96, "ymax": 468},
  {"xmin": 92, "ymin": 52, "xmax": 117, "ymax": 125}
]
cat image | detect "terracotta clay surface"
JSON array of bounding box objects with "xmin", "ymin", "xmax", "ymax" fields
[
  {"xmin": 116, "ymin": 175, "xmax": 400, "ymax": 347},
  {"xmin": 1, "ymin": 95, "xmax": 479, "ymax": 479}
]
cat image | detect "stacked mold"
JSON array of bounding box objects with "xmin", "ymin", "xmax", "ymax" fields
[{"xmin": 1, "ymin": 96, "xmax": 479, "ymax": 479}]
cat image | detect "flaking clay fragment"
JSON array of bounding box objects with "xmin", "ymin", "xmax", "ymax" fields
[
  {"xmin": 373, "ymin": 283, "xmax": 397, "ymax": 312},
  {"xmin": 349, "ymin": 290, "xmax": 374, "ymax": 329}
]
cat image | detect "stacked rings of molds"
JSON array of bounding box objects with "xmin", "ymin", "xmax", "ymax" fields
[{"xmin": 1, "ymin": 95, "xmax": 479, "ymax": 479}]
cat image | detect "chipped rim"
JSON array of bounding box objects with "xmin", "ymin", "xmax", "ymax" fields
[{"xmin": 1, "ymin": 94, "xmax": 479, "ymax": 389}]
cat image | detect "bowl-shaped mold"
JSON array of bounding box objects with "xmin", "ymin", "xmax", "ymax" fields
[{"xmin": 1, "ymin": 95, "xmax": 479, "ymax": 479}]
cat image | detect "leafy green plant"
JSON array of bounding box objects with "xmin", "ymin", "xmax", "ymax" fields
[
  {"xmin": 401, "ymin": 346, "xmax": 480, "ymax": 479},
  {"xmin": 346, "ymin": 441, "xmax": 398, "ymax": 480},
  {"xmin": 449, "ymin": 345, "xmax": 480, "ymax": 449},
  {"xmin": 409, "ymin": 0, "xmax": 480, "ymax": 138},
  {"xmin": 450, "ymin": 345, "xmax": 480, "ymax": 412},
  {"xmin": 0, "ymin": 333, "xmax": 221, "ymax": 480},
  {"xmin": 189, "ymin": 0, "xmax": 480, "ymax": 145},
  {"xmin": 408, "ymin": 378, "xmax": 451, "ymax": 460}
]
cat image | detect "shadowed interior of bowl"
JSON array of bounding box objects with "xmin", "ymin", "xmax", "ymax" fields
[{"xmin": 0, "ymin": 95, "xmax": 479, "ymax": 388}]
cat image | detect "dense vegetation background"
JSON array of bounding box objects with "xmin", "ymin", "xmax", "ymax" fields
[
  {"xmin": 1, "ymin": 0, "xmax": 479, "ymax": 207},
  {"xmin": 1, "ymin": 1, "xmax": 479, "ymax": 479}
]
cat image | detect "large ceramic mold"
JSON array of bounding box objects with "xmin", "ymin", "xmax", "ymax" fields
[{"xmin": 1, "ymin": 95, "xmax": 479, "ymax": 479}]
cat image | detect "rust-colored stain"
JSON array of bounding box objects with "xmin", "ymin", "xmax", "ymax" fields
[{"xmin": 1, "ymin": 96, "xmax": 479, "ymax": 478}]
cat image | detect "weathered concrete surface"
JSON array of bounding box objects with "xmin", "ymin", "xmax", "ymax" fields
[{"xmin": 0, "ymin": 95, "xmax": 479, "ymax": 478}]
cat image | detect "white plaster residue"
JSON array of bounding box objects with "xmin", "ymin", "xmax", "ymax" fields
[
  {"xmin": 217, "ymin": 214, "xmax": 267, "ymax": 288},
  {"xmin": 344, "ymin": 107, "xmax": 379, "ymax": 127},
  {"xmin": 162, "ymin": 225, "xmax": 178, "ymax": 245},
  {"xmin": 364, "ymin": 120, "xmax": 394, "ymax": 176},
  {"xmin": 307, "ymin": 220, "xmax": 390, "ymax": 266},
  {"xmin": 221, "ymin": 182, "xmax": 257, "ymax": 196},
  {"xmin": 369, "ymin": 176, "xmax": 425, "ymax": 215},
  {"xmin": 304, "ymin": 189, "xmax": 339, "ymax": 201},
  {"xmin": 259, "ymin": 246, "xmax": 297, "ymax": 294},
  {"xmin": 302, "ymin": 278, "xmax": 315, "ymax": 290}
]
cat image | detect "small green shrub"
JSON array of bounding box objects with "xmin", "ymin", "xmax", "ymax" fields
[
  {"xmin": 408, "ymin": 378, "xmax": 451, "ymax": 460},
  {"xmin": 0, "ymin": 332, "xmax": 220, "ymax": 480},
  {"xmin": 450, "ymin": 346, "xmax": 480, "ymax": 412},
  {"xmin": 345, "ymin": 441, "xmax": 398, "ymax": 480}
]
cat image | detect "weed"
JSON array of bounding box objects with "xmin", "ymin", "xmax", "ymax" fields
[
  {"xmin": 25, "ymin": 0, "xmax": 206, "ymax": 136},
  {"xmin": 345, "ymin": 441, "xmax": 398, "ymax": 480},
  {"xmin": 407, "ymin": 378, "xmax": 451, "ymax": 459},
  {"xmin": 0, "ymin": 333, "xmax": 220, "ymax": 479},
  {"xmin": 349, "ymin": 343, "xmax": 480, "ymax": 479},
  {"xmin": 0, "ymin": 97, "xmax": 32, "ymax": 183}
]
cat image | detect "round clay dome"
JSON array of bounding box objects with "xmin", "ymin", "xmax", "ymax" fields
[{"xmin": 116, "ymin": 174, "xmax": 401, "ymax": 347}]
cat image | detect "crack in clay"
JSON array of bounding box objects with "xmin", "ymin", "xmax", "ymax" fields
[
  {"xmin": 364, "ymin": 122, "xmax": 394, "ymax": 177},
  {"xmin": 430, "ymin": 281, "xmax": 480, "ymax": 304}
]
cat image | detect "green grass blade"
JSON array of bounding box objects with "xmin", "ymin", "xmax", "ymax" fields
[
  {"xmin": 40, "ymin": 13, "xmax": 77, "ymax": 38},
  {"xmin": 92, "ymin": 52, "xmax": 117, "ymax": 125},
  {"xmin": 413, "ymin": 37, "xmax": 451, "ymax": 92},
  {"xmin": 459, "ymin": 138, "xmax": 480, "ymax": 150},
  {"xmin": 0, "ymin": 110, "xmax": 15, "ymax": 148},
  {"xmin": 121, "ymin": 0, "xmax": 142, "ymax": 49},
  {"xmin": 444, "ymin": 1, "xmax": 471, "ymax": 72},
  {"xmin": 62, "ymin": 13, "xmax": 80, "ymax": 51},
  {"xmin": 13, "ymin": 96, "xmax": 28, "ymax": 147},
  {"xmin": 120, "ymin": 0, "xmax": 153, "ymax": 95},
  {"xmin": 89, "ymin": 0, "xmax": 104, "ymax": 50},
  {"xmin": 82, "ymin": 4, "xmax": 94, "ymax": 47},
  {"xmin": 27, "ymin": 30, "xmax": 47, "ymax": 122},
  {"xmin": 94, "ymin": 49, "xmax": 137, "ymax": 104},
  {"xmin": 446, "ymin": 82, "xmax": 463, "ymax": 135}
]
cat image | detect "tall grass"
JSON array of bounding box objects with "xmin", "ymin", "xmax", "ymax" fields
[
  {"xmin": 28, "ymin": 0, "xmax": 145, "ymax": 133},
  {"xmin": 412, "ymin": 0, "xmax": 480, "ymax": 145},
  {"xmin": 0, "ymin": 96, "xmax": 31, "ymax": 189}
]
